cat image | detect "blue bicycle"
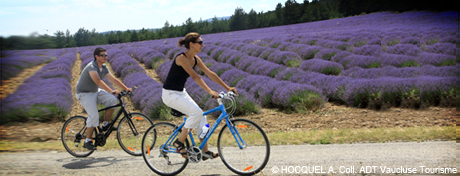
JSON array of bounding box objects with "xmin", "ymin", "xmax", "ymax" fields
[{"xmin": 141, "ymin": 92, "xmax": 270, "ymax": 175}]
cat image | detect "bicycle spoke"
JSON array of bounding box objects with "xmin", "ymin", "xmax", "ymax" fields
[
  {"xmin": 61, "ymin": 116, "xmax": 94, "ymax": 157},
  {"xmin": 218, "ymin": 119, "xmax": 270, "ymax": 175},
  {"xmin": 117, "ymin": 112, "xmax": 153, "ymax": 156},
  {"xmin": 142, "ymin": 122, "xmax": 189, "ymax": 176}
]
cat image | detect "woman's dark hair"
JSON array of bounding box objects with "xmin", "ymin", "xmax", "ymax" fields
[
  {"xmin": 94, "ymin": 47, "xmax": 106, "ymax": 60},
  {"xmin": 178, "ymin": 32, "xmax": 200, "ymax": 49}
]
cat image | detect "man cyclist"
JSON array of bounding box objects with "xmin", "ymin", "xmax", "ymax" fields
[{"xmin": 75, "ymin": 47, "xmax": 132, "ymax": 150}]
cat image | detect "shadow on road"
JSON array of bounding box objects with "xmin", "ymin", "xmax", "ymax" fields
[{"xmin": 58, "ymin": 156, "xmax": 129, "ymax": 169}]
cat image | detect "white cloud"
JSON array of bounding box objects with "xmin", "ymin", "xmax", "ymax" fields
[{"xmin": 0, "ymin": 9, "xmax": 15, "ymax": 15}]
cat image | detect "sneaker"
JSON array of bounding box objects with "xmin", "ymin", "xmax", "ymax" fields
[
  {"xmin": 83, "ymin": 141, "xmax": 97, "ymax": 150},
  {"xmin": 102, "ymin": 124, "xmax": 117, "ymax": 131}
]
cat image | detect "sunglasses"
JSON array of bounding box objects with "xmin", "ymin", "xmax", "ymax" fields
[
  {"xmin": 99, "ymin": 54, "xmax": 108, "ymax": 57},
  {"xmin": 194, "ymin": 40, "xmax": 203, "ymax": 45}
]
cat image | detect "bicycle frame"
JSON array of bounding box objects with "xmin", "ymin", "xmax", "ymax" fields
[
  {"xmin": 91, "ymin": 94, "xmax": 139, "ymax": 141},
  {"xmin": 163, "ymin": 100, "xmax": 246, "ymax": 154}
]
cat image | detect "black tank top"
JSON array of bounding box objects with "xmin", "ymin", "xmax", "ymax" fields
[{"xmin": 163, "ymin": 52, "xmax": 197, "ymax": 91}]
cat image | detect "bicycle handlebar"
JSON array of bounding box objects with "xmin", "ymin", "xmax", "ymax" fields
[
  {"xmin": 117, "ymin": 91, "xmax": 132, "ymax": 99},
  {"xmin": 213, "ymin": 91, "xmax": 237, "ymax": 105},
  {"xmin": 213, "ymin": 91, "xmax": 237, "ymax": 99}
]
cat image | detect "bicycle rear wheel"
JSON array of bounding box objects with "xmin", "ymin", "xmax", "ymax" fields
[
  {"xmin": 117, "ymin": 112, "xmax": 154, "ymax": 156},
  {"xmin": 217, "ymin": 119, "xmax": 270, "ymax": 175},
  {"xmin": 142, "ymin": 122, "xmax": 189, "ymax": 176},
  {"xmin": 61, "ymin": 116, "xmax": 94, "ymax": 157}
]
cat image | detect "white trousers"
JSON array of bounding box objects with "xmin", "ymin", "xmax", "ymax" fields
[
  {"xmin": 162, "ymin": 88, "xmax": 208, "ymax": 138},
  {"xmin": 76, "ymin": 88, "xmax": 118, "ymax": 127}
]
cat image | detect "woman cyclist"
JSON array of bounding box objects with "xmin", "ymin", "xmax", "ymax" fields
[{"xmin": 161, "ymin": 32, "xmax": 238, "ymax": 160}]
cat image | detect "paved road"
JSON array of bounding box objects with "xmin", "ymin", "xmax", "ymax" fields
[{"xmin": 0, "ymin": 141, "xmax": 457, "ymax": 175}]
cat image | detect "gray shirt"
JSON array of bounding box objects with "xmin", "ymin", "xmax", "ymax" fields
[{"xmin": 76, "ymin": 61, "xmax": 110, "ymax": 93}]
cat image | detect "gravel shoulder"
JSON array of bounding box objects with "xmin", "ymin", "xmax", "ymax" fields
[{"xmin": 0, "ymin": 141, "xmax": 456, "ymax": 175}]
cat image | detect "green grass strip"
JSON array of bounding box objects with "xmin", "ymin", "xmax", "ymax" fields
[{"xmin": 0, "ymin": 126, "xmax": 454, "ymax": 152}]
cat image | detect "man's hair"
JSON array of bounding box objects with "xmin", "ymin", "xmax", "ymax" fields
[{"xmin": 94, "ymin": 47, "xmax": 106, "ymax": 60}]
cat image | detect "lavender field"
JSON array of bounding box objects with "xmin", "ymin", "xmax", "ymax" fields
[{"xmin": 1, "ymin": 11, "xmax": 457, "ymax": 123}]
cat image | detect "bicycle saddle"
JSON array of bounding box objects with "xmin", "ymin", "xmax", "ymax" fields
[{"xmin": 170, "ymin": 108, "xmax": 185, "ymax": 117}]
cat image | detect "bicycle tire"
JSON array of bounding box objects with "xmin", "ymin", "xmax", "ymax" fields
[
  {"xmin": 217, "ymin": 119, "xmax": 270, "ymax": 175},
  {"xmin": 142, "ymin": 122, "xmax": 189, "ymax": 176},
  {"xmin": 61, "ymin": 115, "xmax": 94, "ymax": 157},
  {"xmin": 117, "ymin": 112, "xmax": 154, "ymax": 156}
]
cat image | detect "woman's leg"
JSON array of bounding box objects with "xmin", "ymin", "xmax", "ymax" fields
[{"xmin": 162, "ymin": 89, "xmax": 204, "ymax": 154}]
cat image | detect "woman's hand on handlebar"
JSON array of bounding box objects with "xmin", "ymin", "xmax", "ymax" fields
[
  {"xmin": 210, "ymin": 90, "xmax": 219, "ymax": 99},
  {"xmin": 228, "ymin": 87, "xmax": 238, "ymax": 96},
  {"xmin": 125, "ymin": 88, "xmax": 133, "ymax": 93}
]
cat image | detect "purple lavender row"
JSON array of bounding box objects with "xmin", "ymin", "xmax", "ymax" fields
[
  {"xmin": 345, "ymin": 76, "xmax": 457, "ymax": 108},
  {"xmin": 279, "ymin": 66, "xmax": 457, "ymax": 107},
  {"xmin": 106, "ymin": 48, "xmax": 145, "ymax": 78},
  {"xmin": 223, "ymin": 68, "xmax": 325, "ymax": 112},
  {"xmin": 331, "ymin": 52, "xmax": 455, "ymax": 69},
  {"xmin": 104, "ymin": 47, "xmax": 169, "ymax": 118},
  {"xmin": 341, "ymin": 65, "xmax": 457, "ymax": 79},
  {"xmin": 121, "ymin": 46, "xmax": 168, "ymax": 69},
  {"xmin": 124, "ymin": 72, "xmax": 164, "ymax": 118},
  {"xmin": 216, "ymin": 38, "xmax": 455, "ymax": 70},
  {"xmin": 204, "ymin": 12, "xmax": 455, "ymax": 45},
  {"xmin": 1, "ymin": 49, "xmax": 60, "ymax": 80},
  {"xmin": 163, "ymin": 53, "xmax": 327, "ymax": 112},
  {"xmin": 195, "ymin": 40, "xmax": 455, "ymax": 107},
  {"xmin": 1, "ymin": 51, "xmax": 77, "ymax": 123},
  {"xmin": 201, "ymin": 45, "xmax": 288, "ymax": 78},
  {"xmin": 206, "ymin": 40, "xmax": 450, "ymax": 78}
]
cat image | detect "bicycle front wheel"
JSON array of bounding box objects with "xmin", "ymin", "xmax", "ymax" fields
[
  {"xmin": 117, "ymin": 112, "xmax": 154, "ymax": 156},
  {"xmin": 217, "ymin": 119, "xmax": 270, "ymax": 175},
  {"xmin": 61, "ymin": 116, "xmax": 94, "ymax": 157},
  {"xmin": 142, "ymin": 122, "xmax": 189, "ymax": 176}
]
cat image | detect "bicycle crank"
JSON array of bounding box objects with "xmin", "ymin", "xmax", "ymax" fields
[
  {"xmin": 95, "ymin": 133, "xmax": 106, "ymax": 146},
  {"xmin": 187, "ymin": 146, "xmax": 202, "ymax": 163}
]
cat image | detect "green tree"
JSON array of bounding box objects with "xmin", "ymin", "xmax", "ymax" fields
[
  {"xmin": 54, "ymin": 30, "xmax": 66, "ymax": 48},
  {"xmin": 284, "ymin": 0, "xmax": 301, "ymax": 24},
  {"xmin": 230, "ymin": 7, "xmax": 248, "ymax": 31},
  {"xmin": 131, "ymin": 30, "xmax": 139, "ymax": 42},
  {"xmin": 107, "ymin": 31, "xmax": 118, "ymax": 44},
  {"xmin": 75, "ymin": 28, "xmax": 90, "ymax": 47},
  {"xmin": 185, "ymin": 17, "xmax": 196, "ymax": 33},
  {"xmin": 275, "ymin": 3, "xmax": 284, "ymax": 25},
  {"xmin": 247, "ymin": 9, "xmax": 259, "ymax": 29},
  {"xmin": 211, "ymin": 16, "xmax": 220, "ymax": 33},
  {"xmin": 65, "ymin": 29, "xmax": 75, "ymax": 47},
  {"xmin": 121, "ymin": 30, "xmax": 131, "ymax": 43}
]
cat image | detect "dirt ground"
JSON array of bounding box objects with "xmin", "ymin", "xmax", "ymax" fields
[
  {"xmin": 0, "ymin": 103, "xmax": 456, "ymax": 142},
  {"xmin": 0, "ymin": 58, "xmax": 457, "ymax": 142}
]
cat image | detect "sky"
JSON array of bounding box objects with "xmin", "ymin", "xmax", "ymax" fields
[{"xmin": 0, "ymin": 0, "xmax": 286, "ymax": 37}]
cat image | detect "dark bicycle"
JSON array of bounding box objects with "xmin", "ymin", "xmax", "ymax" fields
[{"xmin": 61, "ymin": 91, "xmax": 154, "ymax": 157}]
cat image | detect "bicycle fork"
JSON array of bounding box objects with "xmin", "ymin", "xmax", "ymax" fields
[
  {"xmin": 125, "ymin": 115, "xmax": 139, "ymax": 136},
  {"xmin": 227, "ymin": 119, "xmax": 247, "ymax": 149}
]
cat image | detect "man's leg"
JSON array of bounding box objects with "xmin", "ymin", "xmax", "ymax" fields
[
  {"xmin": 76, "ymin": 92, "xmax": 99, "ymax": 150},
  {"xmin": 104, "ymin": 109, "xmax": 115, "ymax": 122},
  {"xmin": 86, "ymin": 127, "xmax": 95, "ymax": 140},
  {"xmin": 97, "ymin": 89, "xmax": 118, "ymax": 128}
]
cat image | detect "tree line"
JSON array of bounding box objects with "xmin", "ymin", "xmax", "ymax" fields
[{"xmin": 1, "ymin": 0, "xmax": 455, "ymax": 51}]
